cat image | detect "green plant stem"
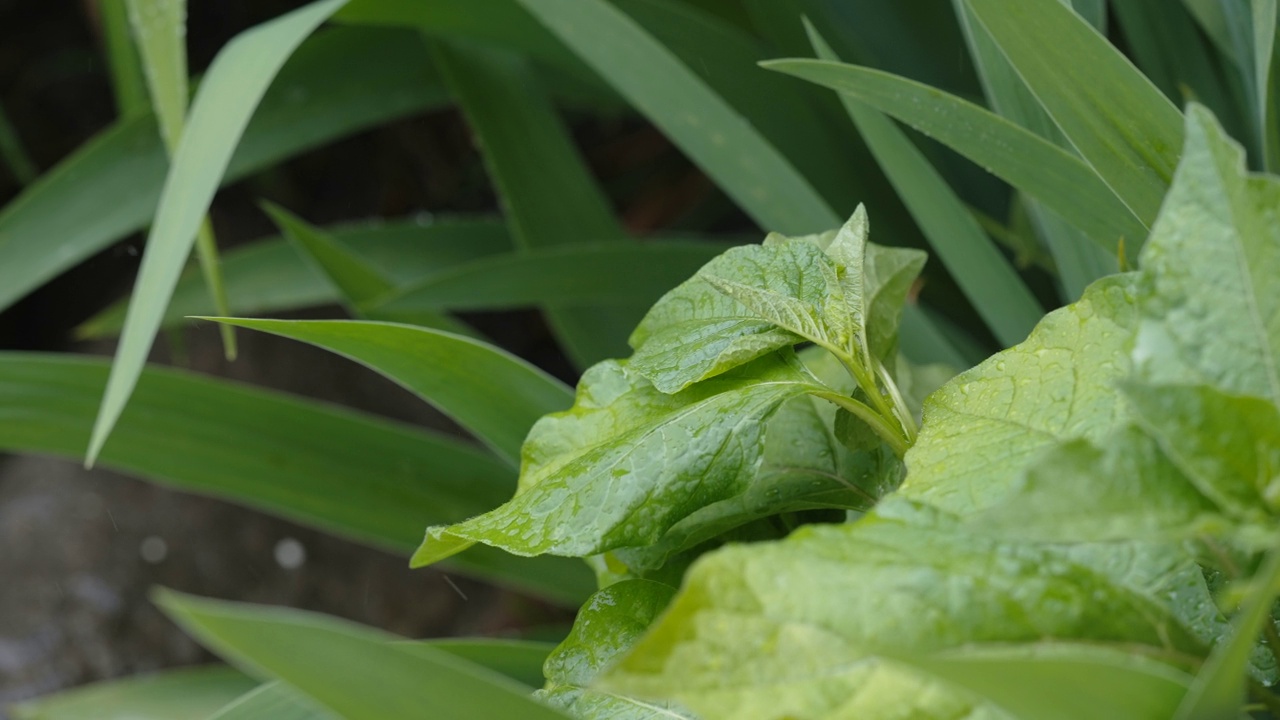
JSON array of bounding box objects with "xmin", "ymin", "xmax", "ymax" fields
[
  {"xmin": 810, "ymin": 389, "xmax": 910, "ymax": 458},
  {"xmin": 874, "ymin": 358, "xmax": 918, "ymax": 442},
  {"xmin": 827, "ymin": 343, "xmax": 916, "ymax": 449}
]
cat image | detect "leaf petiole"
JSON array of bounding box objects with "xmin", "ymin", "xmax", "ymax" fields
[{"xmin": 810, "ymin": 389, "xmax": 911, "ymax": 458}]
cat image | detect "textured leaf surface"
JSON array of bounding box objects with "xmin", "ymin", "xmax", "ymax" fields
[
  {"xmin": 413, "ymin": 354, "xmax": 823, "ymax": 566},
  {"xmin": 603, "ymin": 501, "xmax": 1203, "ymax": 720},
  {"xmin": 539, "ymin": 580, "xmax": 694, "ymax": 719},
  {"xmin": 900, "ymin": 274, "xmax": 1138, "ymax": 513}
]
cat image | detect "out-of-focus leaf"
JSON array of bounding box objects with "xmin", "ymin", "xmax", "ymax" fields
[
  {"xmin": 0, "ymin": 352, "xmax": 592, "ymax": 603},
  {"xmin": 965, "ymin": 0, "xmax": 1184, "ymax": 228},
  {"xmin": 431, "ymin": 39, "xmax": 639, "ymax": 368},
  {"xmin": 263, "ymin": 203, "xmax": 394, "ymax": 309},
  {"xmin": 538, "ymin": 580, "xmax": 695, "ymax": 719},
  {"xmin": 89, "ymin": 0, "xmax": 351, "ymax": 465},
  {"xmin": 601, "ymin": 500, "xmax": 1204, "ymax": 720},
  {"xmin": 101, "ymin": 0, "xmax": 149, "ymax": 119},
  {"xmin": 208, "ymin": 683, "xmax": 333, "ymax": 720},
  {"xmin": 0, "ymin": 25, "xmax": 450, "ymax": 313},
  {"xmin": 204, "ymin": 318, "xmax": 572, "ymax": 467},
  {"xmin": 154, "ymin": 591, "xmax": 573, "ymax": 720},
  {"xmin": 11, "ymin": 666, "xmax": 256, "ymax": 720},
  {"xmin": 76, "ymin": 218, "xmax": 513, "ymax": 339},
  {"xmin": 1131, "ymin": 105, "xmax": 1280, "ymax": 404},
  {"xmin": 0, "ymin": 99, "xmax": 36, "ymax": 185}
]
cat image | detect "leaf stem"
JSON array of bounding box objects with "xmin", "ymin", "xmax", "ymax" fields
[{"xmin": 810, "ymin": 390, "xmax": 910, "ymax": 458}]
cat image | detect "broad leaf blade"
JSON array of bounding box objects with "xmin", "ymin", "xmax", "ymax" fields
[
  {"xmin": 11, "ymin": 666, "xmax": 256, "ymax": 720},
  {"xmin": 88, "ymin": 0, "xmax": 350, "ymax": 464},
  {"xmin": 154, "ymin": 591, "xmax": 573, "ymax": 720},
  {"xmin": 204, "ymin": 319, "xmax": 572, "ymax": 467},
  {"xmin": 966, "ymin": 0, "xmax": 1184, "ymax": 227},
  {"xmin": 209, "ymin": 682, "xmax": 333, "ymax": 720}
]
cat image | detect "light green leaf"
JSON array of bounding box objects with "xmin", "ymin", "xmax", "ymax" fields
[
  {"xmin": 154, "ymin": 590, "xmax": 573, "ymax": 720},
  {"xmin": 966, "ymin": 0, "xmax": 1184, "ymax": 227},
  {"xmin": 413, "ymin": 353, "xmax": 824, "ymax": 567},
  {"xmin": 514, "ymin": 0, "xmax": 839, "ymax": 235},
  {"xmin": 901, "ymin": 644, "xmax": 1191, "ymax": 720},
  {"xmin": 88, "ymin": 0, "xmax": 350, "ymax": 465},
  {"xmin": 372, "ymin": 241, "xmax": 736, "ymax": 313},
  {"xmin": 204, "ymin": 319, "xmax": 571, "ymax": 467},
  {"xmin": 900, "ymin": 274, "xmax": 1138, "ymax": 514},
  {"xmin": 1132, "ymin": 105, "xmax": 1280, "ymax": 405},
  {"xmin": 539, "ymin": 580, "xmax": 695, "ymax": 719},
  {"xmin": 430, "ymin": 39, "xmax": 639, "ymax": 368},
  {"xmin": 0, "ymin": 24, "xmax": 447, "ymax": 314},
  {"xmin": 126, "ymin": 0, "xmax": 187, "ymax": 150},
  {"xmin": 11, "ymin": 666, "xmax": 256, "ymax": 720},
  {"xmin": 263, "ymin": 203, "xmax": 394, "ymax": 309},
  {"xmin": 763, "ymin": 58, "xmax": 1147, "ymax": 256},
  {"xmin": 0, "ymin": 352, "xmax": 592, "ymax": 603},
  {"xmin": 76, "ymin": 217, "xmax": 512, "ymax": 339},
  {"xmin": 101, "ymin": 0, "xmax": 149, "ymax": 119},
  {"xmin": 209, "ymin": 682, "xmax": 333, "ymax": 720},
  {"xmin": 602, "ymin": 500, "xmax": 1204, "ymax": 720}
]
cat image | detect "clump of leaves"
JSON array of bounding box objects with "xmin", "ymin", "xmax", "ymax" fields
[{"xmin": 412, "ymin": 105, "xmax": 1280, "ymax": 719}]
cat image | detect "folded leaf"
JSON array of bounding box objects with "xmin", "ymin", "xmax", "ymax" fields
[
  {"xmin": 538, "ymin": 580, "xmax": 694, "ymax": 719},
  {"xmin": 413, "ymin": 353, "xmax": 825, "ymax": 567}
]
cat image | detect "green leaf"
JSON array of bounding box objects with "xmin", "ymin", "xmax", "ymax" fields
[
  {"xmin": 0, "ymin": 99, "xmax": 37, "ymax": 185},
  {"xmin": 802, "ymin": 27, "xmax": 1045, "ymax": 349},
  {"xmin": 965, "ymin": 0, "xmax": 1185, "ymax": 228},
  {"xmin": 204, "ymin": 319, "xmax": 572, "ymax": 467},
  {"xmin": 430, "ymin": 39, "xmax": 638, "ymax": 368},
  {"xmin": 11, "ymin": 666, "xmax": 256, "ymax": 720},
  {"xmin": 900, "ymin": 644, "xmax": 1191, "ymax": 720},
  {"xmin": 413, "ymin": 353, "xmax": 825, "ymax": 567},
  {"xmin": 101, "ymin": 0, "xmax": 149, "ymax": 119},
  {"xmin": 263, "ymin": 203, "xmax": 394, "ymax": 309},
  {"xmin": 154, "ymin": 590, "xmax": 573, "ymax": 720},
  {"xmin": 514, "ymin": 0, "xmax": 839, "ymax": 235},
  {"xmin": 900, "ymin": 274, "xmax": 1138, "ymax": 514},
  {"xmin": 76, "ymin": 217, "xmax": 512, "ymax": 339},
  {"xmin": 0, "ymin": 25, "xmax": 449, "ymax": 314},
  {"xmin": 87, "ymin": 0, "xmax": 350, "ymax": 465},
  {"xmin": 1132, "ymin": 105, "xmax": 1280, "ymax": 405},
  {"xmin": 209, "ymin": 682, "xmax": 333, "ymax": 720},
  {"xmin": 763, "ymin": 58, "xmax": 1148, "ymax": 256},
  {"xmin": 372, "ymin": 241, "xmax": 736, "ymax": 314},
  {"xmin": 539, "ymin": 580, "xmax": 695, "ymax": 719},
  {"xmin": 602, "ymin": 500, "xmax": 1204, "ymax": 720},
  {"xmin": 0, "ymin": 352, "xmax": 592, "ymax": 603}
]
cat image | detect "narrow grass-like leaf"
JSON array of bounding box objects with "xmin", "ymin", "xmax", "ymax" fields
[
  {"xmin": 763, "ymin": 59, "xmax": 1147, "ymax": 256},
  {"xmin": 263, "ymin": 204, "xmax": 394, "ymax": 307},
  {"xmin": 11, "ymin": 666, "xmax": 256, "ymax": 720},
  {"xmin": 154, "ymin": 591, "xmax": 573, "ymax": 720},
  {"xmin": 373, "ymin": 241, "xmax": 734, "ymax": 313},
  {"xmin": 805, "ymin": 29, "xmax": 1043, "ymax": 347},
  {"xmin": 431, "ymin": 40, "xmax": 640, "ymax": 367},
  {"xmin": 965, "ymin": 0, "xmax": 1184, "ymax": 227},
  {"xmin": 0, "ymin": 100, "xmax": 36, "ymax": 185},
  {"xmin": 0, "ymin": 25, "xmax": 449, "ymax": 313},
  {"xmin": 88, "ymin": 0, "xmax": 348, "ymax": 465},
  {"xmin": 76, "ymin": 218, "xmax": 512, "ymax": 339},
  {"xmin": 1254, "ymin": 0, "xmax": 1278, "ymax": 170},
  {"xmin": 0, "ymin": 352, "xmax": 592, "ymax": 602},
  {"xmin": 101, "ymin": 0, "xmax": 149, "ymax": 118},
  {"xmin": 202, "ymin": 319, "xmax": 572, "ymax": 467},
  {"xmin": 209, "ymin": 683, "xmax": 331, "ymax": 720},
  {"xmin": 515, "ymin": 0, "xmax": 840, "ymax": 235}
]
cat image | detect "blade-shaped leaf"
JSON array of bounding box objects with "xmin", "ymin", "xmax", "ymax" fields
[
  {"xmin": 101, "ymin": 0, "xmax": 149, "ymax": 119},
  {"xmin": 0, "ymin": 352, "xmax": 592, "ymax": 603},
  {"xmin": 88, "ymin": 0, "xmax": 350, "ymax": 465},
  {"xmin": 0, "ymin": 25, "xmax": 449, "ymax": 314},
  {"xmin": 965, "ymin": 0, "xmax": 1184, "ymax": 227},
  {"xmin": 203, "ymin": 319, "xmax": 572, "ymax": 467},
  {"xmin": 209, "ymin": 682, "xmax": 333, "ymax": 720},
  {"xmin": 154, "ymin": 590, "xmax": 573, "ymax": 720},
  {"xmin": 1132, "ymin": 105, "xmax": 1280, "ymax": 405},
  {"xmin": 263, "ymin": 203, "xmax": 394, "ymax": 309},
  {"xmin": 413, "ymin": 353, "xmax": 826, "ymax": 567},
  {"xmin": 538, "ymin": 580, "xmax": 695, "ymax": 719},
  {"xmin": 11, "ymin": 666, "xmax": 256, "ymax": 720}
]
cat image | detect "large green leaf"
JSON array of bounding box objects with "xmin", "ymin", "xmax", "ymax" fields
[
  {"xmin": 965, "ymin": 0, "xmax": 1184, "ymax": 227},
  {"xmin": 0, "ymin": 25, "xmax": 447, "ymax": 313},
  {"xmin": 209, "ymin": 683, "xmax": 332, "ymax": 720},
  {"xmin": 0, "ymin": 352, "xmax": 592, "ymax": 603},
  {"xmin": 155, "ymin": 591, "xmax": 573, "ymax": 720},
  {"xmin": 11, "ymin": 666, "xmax": 256, "ymax": 720},
  {"xmin": 514, "ymin": 0, "xmax": 839, "ymax": 235},
  {"xmin": 413, "ymin": 353, "xmax": 829, "ymax": 567},
  {"xmin": 763, "ymin": 59, "xmax": 1147, "ymax": 256},
  {"xmin": 89, "ymin": 0, "xmax": 349, "ymax": 464},
  {"xmin": 204, "ymin": 319, "xmax": 572, "ymax": 467},
  {"xmin": 899, "ymin": 274, "xmax": 1138, "ymax": 514},
  {"xmin": 1132, "ymin": 105, "xmax": 1280, "ymax": 405},
  {"xmin": 538, "ymin": 580, "xmax": 695, "ymax": 719},
  {"xmin": 601, "ymin": 501, "xmax": 1204, "ymax": 720},
  {"xmin": 76, "ymin": 218, "xmax": 512, "ymax": 339},
  {"xmin": 430, "ymin": 39, "xmax": 638, "ymax": 367}
]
